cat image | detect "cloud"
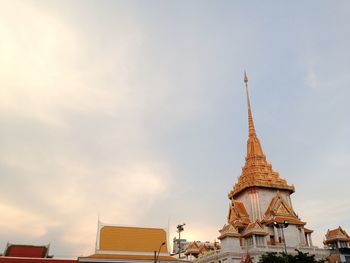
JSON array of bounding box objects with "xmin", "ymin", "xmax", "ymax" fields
[
  {"xmin": 0, "ymin": 0, "xmax": 153, "ymax": 127},
  {"xmin": 0, "ymin": 201, "xmax": 59, "ymax": 238},
  {"xmin": 0, "ymin": 150, "xmax": 173, "ymax": 254}
]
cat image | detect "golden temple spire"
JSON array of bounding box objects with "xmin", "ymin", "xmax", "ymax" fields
[
  {"xmin": 244, "ymin": 71, "xmax": 256, "ymax": 137},
  {"xmin": 243, "ymin": 71, "xmax": 264, "ymax": 158},
  {"xmin": 227, "ymin": 72, "xmax": 295, "ymax": 199}
]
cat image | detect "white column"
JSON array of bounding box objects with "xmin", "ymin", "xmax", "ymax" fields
[
  {"xmin": 273, "ymin": 226, "xmax": 278, "ymax": 244},
  {"xmin": 305, "ymin": 234, "xmax": 309, "ymax": 247},
  {"xmin": 253, "ymin": 235, "xmax": 256, "ymax": 248},
  {"xmin": 255, "ymin": 191, "xmax": 262, "ymax": 220},
  {"xmin": 308, "ymin": 234, "xmax": 313, "ymax": 247},
  {"xmin": 249, "ymin": 192, "xmax": 256, "ymax": 221}
]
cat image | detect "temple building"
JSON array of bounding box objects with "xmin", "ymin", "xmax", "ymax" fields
[
  {"xmin": 184, "ymin": 241, "xmax": 220, "ymax": 260},
  {"xmin": 79, "ymin": 222, "xmax": 181, "ymax": 263},
  {"xmin": 194, "ymin": 73, "xmax": 328, "ymax": 263},
  {"xmin": 324, "ymin": 227, "xmax": 350, "ymax": 263}
]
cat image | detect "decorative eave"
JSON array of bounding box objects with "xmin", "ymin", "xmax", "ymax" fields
[
  {"xmin": 218, "ymin": 224, "xmax": 241, "ymax": 240},
  {"xmin": 242, "ymin": 231, "xmax": 269, "ymax": 238},
  {"xmin": 229, "ymin": 183, "xmax": 295, "ymax": 199},
  {"xmin": 217, "ymin": 232, "xmax": 241, "ymax": 240},
  {"xmin": 262, "ymin": 216, "xmax": 306, "ymax": 226},
  {"xmin": 241, "ymin": 221, "xmax": 268, "ymax": 237},
  {"xmin": 304, "ymin": 227, "xmax": 314, "ymax": 234},
  {"xmin": 324, "ymin": 237, "xmax": 350, "ymax": 244}
]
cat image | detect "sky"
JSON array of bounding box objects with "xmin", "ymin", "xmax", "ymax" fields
[{"xmin": 0, "ymin": 0, "xmax": 350, "ymax": 257}]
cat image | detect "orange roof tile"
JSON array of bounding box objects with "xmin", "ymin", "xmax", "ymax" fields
[
  {"xmin": 184, "ymin": 242, "xmax": 200, "ymax": 256},
  {"xmin": 324, "ymin": 227, "xmax": 350, "ymax": 244},
  {"xmin": 98, "ymin": 225, "xmax": 168, "ymax": 253}
]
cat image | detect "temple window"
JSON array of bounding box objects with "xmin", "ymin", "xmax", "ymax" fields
[{"xmin": 340, "ymin": 241, "xmax": 348, "ymax": 248}]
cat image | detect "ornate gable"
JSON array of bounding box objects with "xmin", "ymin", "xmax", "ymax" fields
[
  {"xmin": 262, "ymin": 193, "xmax": 305, "ymax": 226},
  {"xmin": 227, "ymin": 200, "xmax": 250, "ymax": 228},
  {"xmin": 242, "ymin": 220, "xmax": 268, "ymax": 237},
  {"xmin": 184, "ymin": 241, "xmax": 200, "ymax": 256},
  {"xmin": 275, "ymin": 202, "xmax": 292, "ymax": 217},
  {"xmin": 218, "ymin": 224, "xmax": 241, "ymax": 240}
]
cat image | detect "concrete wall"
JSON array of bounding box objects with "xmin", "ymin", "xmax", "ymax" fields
[
  {"xmin": 234, "ymin": 189, "xmax": 293, "ymax": 222},
  {"xmin": 220, "ymin": 237, "xmax": 242, "ymax": 253}
]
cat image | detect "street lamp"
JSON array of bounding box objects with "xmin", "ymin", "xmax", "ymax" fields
[
  {"xmin": 273, "ymin": 220, "xmax": 289, "ymax": 254},
  {"xmin": 177, "ymin": 223, "xmax": 185, "ymax": 259},
  {"xmin": 154, "ymin": 242, "xmax": 166, "ymax": 263}
]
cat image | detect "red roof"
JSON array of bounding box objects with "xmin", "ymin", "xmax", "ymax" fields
[
  {"xmin": 0, "ymin": 258, "xmax": 76, "ymax": 263},
  {"xmin": 5, "ymin": 245, "xmax": 48, "ymax": 258}
]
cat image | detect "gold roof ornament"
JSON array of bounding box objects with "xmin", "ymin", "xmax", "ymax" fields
[{"xmin": 228, "ymin": 72, "xmax": 295, "ymax": 198}]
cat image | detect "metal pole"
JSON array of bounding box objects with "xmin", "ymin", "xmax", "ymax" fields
[
  {"xmin": 274, "ymin": 221, "xmax": 288, "ymax": 254},
  {"xmin": 178, "ymin": 230, "xmax": 181, "ymax": 259},
  {"xmin": 155, "ymin": 242, "xmax": 165, "ymax": 263},
  {"xmin": 281, "ymin": 225, "xmax": 287, "ymax": 254},
  {"xmin": 176, "ymin": 223, "xmax": 185, "ymax": 259}
]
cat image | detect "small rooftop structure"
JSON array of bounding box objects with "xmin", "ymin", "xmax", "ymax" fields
[
  {"xmin": 324, "ymin": 226, "xmax": 350, "ymax": 247},
  {"xmin": 3, "ymin": 244, "xmax": 50, "ymax": 258},
  {"xmin": 0, "ymin": 243, "xmax": 76, "ymax": 263},
  {"xmin": 324, "ymin": 226, "xmax": 350, "ymax": 263}
]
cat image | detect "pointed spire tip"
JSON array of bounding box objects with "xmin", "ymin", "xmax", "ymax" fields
[{"xmin": 244, "ymin": 71, "xmax": 248, "ymax": 83}]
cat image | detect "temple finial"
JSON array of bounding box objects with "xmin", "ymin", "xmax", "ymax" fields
[
  {"xmin": 244, "ymin": 71, "xmax": 248, "ymax": 83},
  {"xmin": 244, "ymin": 71, "xmax": 256, "ymax": 137}
]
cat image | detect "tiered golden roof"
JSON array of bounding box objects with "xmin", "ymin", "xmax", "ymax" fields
[{"xmin": 228, "ymin": 73, "xmax": 294, "ymax": 199}]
